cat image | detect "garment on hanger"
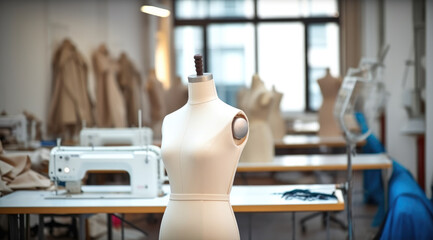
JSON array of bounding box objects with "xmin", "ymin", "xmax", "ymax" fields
[
  {"xmin": 239, "ymin": 74, "xmax": 274, "ymax": 163},
  {"xmin": 164, "ymin": 76, "xmax": 188, "ymax": 114},
  {"xmin": 47, "ymin": 39, "xmax": 94, "ymax": 138},
  {"xmin": 318, "ymin": 68, "xmax": 342, "ymax": 137},
  {"xmin": 92, "ymin": 44, "xmax": 127, "ymax": 128},
  {"xmin": 146, "ymin": 69, "xmax": 166, "ymax": 140},
  {"xmin": 117, "ymin": 53, "xmax": 149, "ymax": 127}
]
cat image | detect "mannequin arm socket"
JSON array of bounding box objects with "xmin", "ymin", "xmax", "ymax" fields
[{"xmin": 232, "ymin": 116, "xmax": 248, "ymax": 142}]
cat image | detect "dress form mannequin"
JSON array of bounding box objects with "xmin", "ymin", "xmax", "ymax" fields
[
  {"xmin": 317, "ymin": 68, "xmax": 342, "ymax": 137},
  {"xmin": 269, "ymin": 86, "xmax": 286, "ymax": 141},
  {"xmin": 239, "ymin": 74, "xmax": 274, "ymax": 163},
  {"xmin": 159, "ymin": 55, "xmax": 248, "ymax": 240}
]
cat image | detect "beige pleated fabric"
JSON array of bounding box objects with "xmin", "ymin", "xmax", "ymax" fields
[
  {"xmin": 92, "ymin": 44, "xmax": 127, "ymax": 128},
  {"xmin": 165, "ymin": 76, "xmax": 188, "ymax": 114},
  {"xmin": 146, "ymin": 69, "xmax": 166, "ymax": 140},
  {"xmin": 0, "ymin": 152, "xmax": 51, "ymax": 195},
  {"xmin": 117, "ymin": 53, "xmax": 144, "ymax": 127},
  {"xmin": 47, "ymin": 39, "xmax": 94, "ymax": 138}
]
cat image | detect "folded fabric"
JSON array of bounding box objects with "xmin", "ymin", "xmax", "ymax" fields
[{"xmin": 0, "ymin": 153, "xmax": 52, "ymax": 195}]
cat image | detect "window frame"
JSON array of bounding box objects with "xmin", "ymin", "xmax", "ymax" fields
[{"xmin": 173, "ymin": 0, "xmax": 340, "ymax": 112}]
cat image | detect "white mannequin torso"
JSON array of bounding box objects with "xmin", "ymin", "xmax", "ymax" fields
[
  {"xmin": 318, "ymin": 69, "xmax": 342, "ymax": 137},
  {"xmin": 269, "ymin": 86, "xmax": 286, "ymax": 141},
  {"xmin": 159, "ymin": 77, "xmax": 248, "ymax": 240},
  {"xmin": 240, "ymin": 74, "xmax": 274, "ymax": 163}
]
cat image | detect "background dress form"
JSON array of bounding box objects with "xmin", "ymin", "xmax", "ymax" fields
[
  {"xmin": 240, "ymin": 74, "xmax": 274, "ymax": 163},
  {"xmin": 159, "ymin": 78, "xmax": 248, "ymax": 240},
  {"xmin": 269, "ymin": 86, "xmax": 286, "ymax": 141},
  {"xmin": 317, "ymin": 69, "xmax": 342, "ymax": 137}
]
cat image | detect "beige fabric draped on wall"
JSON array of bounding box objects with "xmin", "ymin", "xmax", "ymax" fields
[
  {"xmin": 92, "ymin": 44, "xmax": 127, "ymax": 128},
  {"xmin": 47, "ymin": 39, "xmax": 94, "ymax": 139},
  {"xmin": 340, "ymin": 0, "xmax": 362, "ymax": 76}
]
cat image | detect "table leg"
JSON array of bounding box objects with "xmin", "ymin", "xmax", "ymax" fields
[
  {"xmin": 38, "ymin": 215, "xmax": 44, "ymax": 240},
  {"xmin": 19, "ymin": 214, "xmax": 25, "ymax": 240},
  {"xmin": 382, "ymin": 168, "xmax": 389, "ymax": 211},
  {"xmin": 292, "ymin": 212, "xmax": 296, "ymax": 240},
  {"xmin": 8, "ymin": 215, "xmax": 18, "ymax": 240},
  {"xmin": 121, "ymin": 214, "xmax": 125, "ymax": 240},
  {"xmin": 79, "ymin": 215, "xmax": 86, "ymax": 240},
  {"xmin": 326, "ymin": 212, "xmax": 330, "ymax": 240},
  {"xmin": 107, "ymin": 214, "xmax": 112, "ymax": 240},
  {"xmin": 26, "ymin": 214, "xmax": 30, "ymax": 240},
  {"xmin": 248, "ymin": 213, "xmax": 252, "ymax": 240}
]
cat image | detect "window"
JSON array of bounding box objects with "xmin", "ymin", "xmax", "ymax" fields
[{"xmin": 173, "ymin": 0, "xmax": 340, "ymax": 112}]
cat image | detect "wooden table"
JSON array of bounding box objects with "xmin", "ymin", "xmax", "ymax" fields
[
  {"xmin": 237, "ymin": 153, "xmax": 391, "ymax": 172},
  {"xmin": 1, "ymin": 185, "xmax": 343, "ymax": 240}
]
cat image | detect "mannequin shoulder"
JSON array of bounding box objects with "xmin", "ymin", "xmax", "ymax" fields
[
  {"xmin": 232, "ymin": 112, "xmax": 248, "ymax": 145},
  {"xmin": 161, "ymin": 105, "xmax": 187, "ymax": 127}
]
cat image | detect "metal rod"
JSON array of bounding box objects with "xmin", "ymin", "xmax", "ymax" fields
[
  {"xmin": 347, "ymin": 143, "xmax": 354, "ymax": 240},
  {"xmin": 326, "ymin": 212, "xmax": 330, "ymax": 240},
  {"xmin": 19, "ymin": 214, "xmax": 25, "ymax": 240},
  {"xmin": 79, "ymin": 215, "xmax": 85, "ymax": 240},
  {"xmin": 107, "ymin": 214, "xmax": 112, "ymax": 240},
  {"xmin": 121, "ymin": 214, "xmax": 125, "ymax": 240},
  {"xmin": 292, "ymin": 212, "xmax": 296, "ymax": 240},
  {"xmin": 39, "ymin": 214, "xmax": 45, "ymax": 240}
]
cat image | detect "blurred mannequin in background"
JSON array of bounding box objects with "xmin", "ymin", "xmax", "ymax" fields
[
  {"xmin": 239, "ymin": 74, "xmax": 274, "ymax": 163},
  {"xmin": 318, "ymin": 68, "xmax": 342, "ymax": 137}
]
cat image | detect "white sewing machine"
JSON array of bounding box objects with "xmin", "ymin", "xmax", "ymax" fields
[
  {"xmin": 79, "ymin": 127, "xmax": 153, "ymax": 146},
  {"xmin": 0, "ymin": 114, "xmax": 29, "ymax": 148},
  {"xmin": 49, "ymin": 145, "xmax": 166, "ymax": 198}
]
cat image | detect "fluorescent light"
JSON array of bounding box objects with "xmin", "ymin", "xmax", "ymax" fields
[{"xmin": 141, "ymin": 5, "xmax": 170, "ymax": 17}]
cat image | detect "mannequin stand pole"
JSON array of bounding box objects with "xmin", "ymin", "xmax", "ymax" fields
[{"xmin": 346, "ymin": 142, "xmax": 355, "ymax": 240}]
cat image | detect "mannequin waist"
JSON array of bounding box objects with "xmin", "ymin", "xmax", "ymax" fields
[{"xmin": 170, "ymin": 193, "xmax": 230, "ymax": 201}]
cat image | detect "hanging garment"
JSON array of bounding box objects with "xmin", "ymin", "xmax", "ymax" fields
[
  {"xmin": 117, "ymin": 53, "xmax": 146, "ymax": 127},
  {"xmin": 164, "ymin": 76, "xmax": 188, "ymax": 114},
  {"xmin": 92, "ymin": 44, "xmax": 127, "ymax": 128},
  {"xmin": 146, "ymin": 69, "xmax": 166, "ymax": 140},
  {"xmin": 47, "ymin": 39, "xmax": 94, "ymax": 138}
]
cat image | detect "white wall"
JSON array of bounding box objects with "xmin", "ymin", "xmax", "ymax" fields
[
  {"xmin": 384, "ymin": 0, "xmax": 417, "ymax": 177},
  {"xmin": 425, "ymin": 0, "xmax": 433, "ymax": 198},
  {"xmin": 361, "ymin": 0, "xmax": 379, "ymax": 60},
  {"xmin": 0, "ymin": 0, "xmax": 150, "ymax": 135},
  {"xmin": 360, "ymin": 0, "xmax": 382, "ymax": 137}
]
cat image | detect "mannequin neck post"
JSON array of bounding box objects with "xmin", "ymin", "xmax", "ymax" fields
[{"xmin": 187, "ymin": 77, "xmax": 218, "ymax": 104}]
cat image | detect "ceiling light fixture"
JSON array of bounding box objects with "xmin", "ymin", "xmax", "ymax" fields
[{"xmin": 140, "ymin": 5, "xmax": 170, "ymax": 17}]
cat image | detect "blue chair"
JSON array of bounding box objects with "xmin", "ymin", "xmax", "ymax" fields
[
  {"xmin": 354, "ymin": 112, "xmax": 386, "ymax": 226},
  {"xmin": 378, "ymin": 161, "xmax": 433, "ymax": 240}
]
